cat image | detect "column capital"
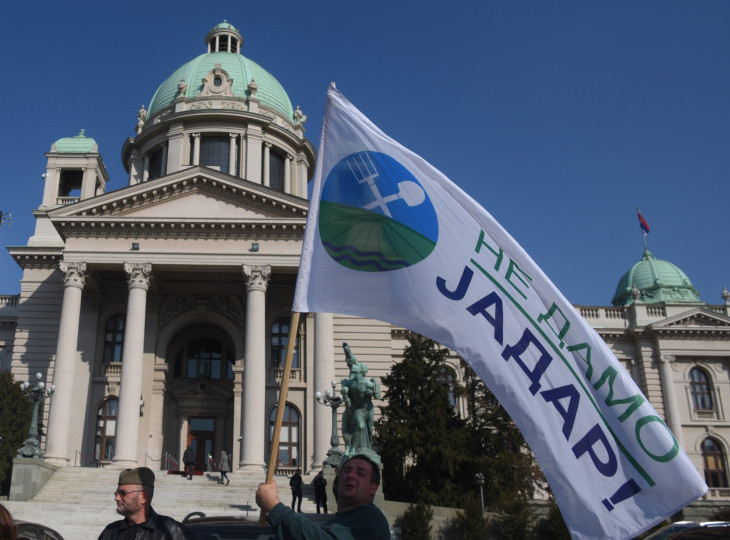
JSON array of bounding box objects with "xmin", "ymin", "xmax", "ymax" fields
[
  {"xmin": 59, "ymin": 261, "xmax": 87, "ymax": 289},
  {"xmin": 242, "ymin": 264, "xmax": 271, "ymax": 292},
  {"xmin": 124, "ymin": 262, "xmax": 152, "ymax": 290},
  {"xmin": 658, "ymin": 355, "xmax": 675, "ymax": 365}
]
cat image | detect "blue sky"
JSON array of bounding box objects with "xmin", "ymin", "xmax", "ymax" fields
[{"xmin": 0, "ymin": 1, "xmax": 727, "ymax": 306}]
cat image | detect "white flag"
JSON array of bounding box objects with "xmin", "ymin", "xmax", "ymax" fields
[{"xmin": 294, "ymin": 84, "xmax": 707, "ymax": 540}]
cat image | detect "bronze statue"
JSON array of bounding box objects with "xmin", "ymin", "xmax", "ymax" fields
[{"xmin": 340, "ymin": 343, "xmax": 381, "ymax": 462}]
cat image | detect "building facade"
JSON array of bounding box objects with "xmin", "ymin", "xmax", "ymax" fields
[{"xmin": 0, "ymin": 21, "xmax": 728, "ymax": 504}]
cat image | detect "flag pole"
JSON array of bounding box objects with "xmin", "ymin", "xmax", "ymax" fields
[{"xmin": 258, "ymin": 311, "xmax": 301, "ymax": 527}]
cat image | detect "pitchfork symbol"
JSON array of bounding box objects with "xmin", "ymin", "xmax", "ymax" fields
[{"xmin": 346, "ymin": 153, "xmax": 425, "ymax": 218}]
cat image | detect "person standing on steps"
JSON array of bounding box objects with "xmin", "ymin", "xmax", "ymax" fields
[
  {"xmin": 219, "ymin": 450, "xmax": 231, "ymax": 486},
  {"xmin": 289, "ymin": 468, "xmax": 303, "ymax": 512},
  {"xmin": 183, "ymin": 445, "xmax": 195, "ymax": 480},
  {"xmin": 313, "ymin": 470, "xmax": 328, "ymax": 514}
]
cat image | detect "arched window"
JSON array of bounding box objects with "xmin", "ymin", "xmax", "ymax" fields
[
  {"xmin": 174, "ymin": 337, "xmax": 234, "ymax": 380},
  {"xmin": 94, "ymin": 398, "xmax": 118, "ymax": 461},
  {"xmin": 436, "ymin": 365, "xmax": 457, "ymax": 408},
  {"xmin": 701, "ymin": 437, "xmax": 728, "ymax": 488},
  {"xmin": 103, "ymin": 314, "xmax": 125, "ymax": 363},
  {"xmin": 269, "ymin": 404, "xmax": 300, "ymax": 467},
  {"xmin": 689, "ymin": 367, "xmax": 714, "ymax": 411},
  {"xmin": 271, "ymin": 317, "xmax": 299, "ymax": 369}
]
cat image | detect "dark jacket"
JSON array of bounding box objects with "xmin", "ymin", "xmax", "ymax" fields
[
  {"xmin": 98, "ymin": 507, "xmax": 194, "ymax": 540},
  {"xmin": 182, "ymin": 448, "xmax": 195, "ymax": 465},
  {"xmin": 289, "ymin": 472, "xmax": 303, "ymax": 494},
  {"xmin": 267, "ymin": 502, "xmax": 390, "ymax": 540}
]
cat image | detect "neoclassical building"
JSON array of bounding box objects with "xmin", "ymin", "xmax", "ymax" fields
[{"xmin": 0, "ymin": 21, "xmax": 728, "ymax": 504}]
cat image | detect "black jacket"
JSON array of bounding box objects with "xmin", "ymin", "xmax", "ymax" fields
[{"xmin": 98, "ymin": 508, "xmax": 194, "ymax": 540}]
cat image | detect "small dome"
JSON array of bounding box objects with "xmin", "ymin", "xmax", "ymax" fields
[
  {"xmin": 53, "ymin": 129, "xmax": 97, "ymax": 153},
  {"xmin": 147, "ymin": 21, "xmax": 294, "ymax": 121},
  {"xmin": 612, "ymin": 249, "xmax": 701, "ymax": 306}
]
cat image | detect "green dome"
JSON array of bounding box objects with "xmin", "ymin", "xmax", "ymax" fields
[
  {"xmin": 53, "ymin": 129, "xmax": 97, "ymax": 153},
  {"xmin": 147, "ymin": 22, "xmax": 294, "ymax": 121},
  {"xmin": 612, "ymin": 249, "xmax": 701, "ymax": 306}
]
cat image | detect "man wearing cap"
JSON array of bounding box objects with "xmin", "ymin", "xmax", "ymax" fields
[
  {"xmin": 98, "ymin": 467, "xmax": 194, "ymax": 539},
  {"xmin": 256, "ymin": 454, "xmax": 390, "ymax": 539}
]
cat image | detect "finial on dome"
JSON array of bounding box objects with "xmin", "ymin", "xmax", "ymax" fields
[{"xmin": 722, "ymin": 286, "xmax": 730, "ymax": 305}]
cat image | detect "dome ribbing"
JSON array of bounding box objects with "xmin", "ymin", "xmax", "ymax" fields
[{"xmin": 612, "ymin": 249, "xmax": 701, "ymax": 306}]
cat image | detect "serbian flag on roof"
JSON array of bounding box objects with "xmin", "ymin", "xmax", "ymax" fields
[
  {"xmin": 638, "ymin": 210, "xmax": 651, "ymax": 235},
  {"xmin": 293, "ymin": 84, "xmax": 706, "ymax": 540}
]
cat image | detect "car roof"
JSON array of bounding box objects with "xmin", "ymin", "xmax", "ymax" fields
[{"xmin": 182, "ymin": 513, "xmax": 276, "ymax": 537}]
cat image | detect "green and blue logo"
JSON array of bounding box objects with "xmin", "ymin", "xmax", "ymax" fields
[{"xmin": 319, "ymin": 151, "xmax": 438, "ymax": 272}]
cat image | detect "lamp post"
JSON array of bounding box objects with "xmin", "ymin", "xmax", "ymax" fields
[
  {"xmin": 475, "ymin": 472, "xmax": 485, "ymax": 514},
  {"xmin": 17, "ymin": 373, "xmax": 55, "ymax": 459},
  {"xmin": 316, "ymin": 380, "xmax": 344, "ymax": 469},
  {"xmin": 0, "ymin": 211, "xmax": 11, "ymax": 231}
]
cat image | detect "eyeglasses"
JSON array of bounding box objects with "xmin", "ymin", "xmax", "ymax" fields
[{"xmin": 114, "ymin": 489, "xmax": 144, "ymax": 497}]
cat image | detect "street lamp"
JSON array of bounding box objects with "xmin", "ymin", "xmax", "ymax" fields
[
  {"xmin": 475, "ymin": 472, "xmax": 485, "ymax": 514},
  {"xmin": 17, "ymin": 373, "xmax": 55, "ymax": 459},
  {"xmin": 316, "ymin": 380, "xmax": 344, "ymax": 469},
  {"xmin": 0, "ymin": 211, "xmax": 12, "ymax": 230}
]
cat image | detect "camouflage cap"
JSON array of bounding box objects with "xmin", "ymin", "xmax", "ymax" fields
[{"xmin": 118, "ymin": 467, "xmax": 155, "ymax": 489}]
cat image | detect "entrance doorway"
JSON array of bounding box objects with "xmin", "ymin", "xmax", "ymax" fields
[{"xmin": 188, "ymin": 417, "xmax": 215, "ymax": 470}]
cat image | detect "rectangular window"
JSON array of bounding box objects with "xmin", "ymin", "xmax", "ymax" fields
[{"xmin": 200, "ymin": 136, "xmax": 233, "ymax": 174}]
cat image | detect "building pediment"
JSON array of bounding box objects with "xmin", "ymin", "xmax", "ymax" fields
[
  {"xmin": 648, "ymin": 307, "xmax": 730, "ymax": 336},
  {"xmin": 47, "ymin": 167, "xmax": 309, "ymax": 240}
]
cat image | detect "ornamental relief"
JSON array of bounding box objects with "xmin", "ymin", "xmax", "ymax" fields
[
  {"xmin": 158, "ymin": 293, "xmax": 244, "ymax": 330},
  {"xmin": 677, "ymin": 358, "xmax": 729, "ymax": 379}
]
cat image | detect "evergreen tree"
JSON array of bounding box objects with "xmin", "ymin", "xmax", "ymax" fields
[
  {"xmin": 461, "ymin": 359, "xmax": 543, "ymax": 513},
  {"xmin": 454, "ymin": 496, "xmax": 490, "ymax": 540},
  {"xmin": 375, "ymin": 334, "xmax": 471, "ymax": 506},
  {"xmin": 533, "ymin": 495, "xmax": 571, "ymax": 540},
  {"xmin": 0, "ymin": 371, "xmax": 32, "ymax": 495},
  {"xmin": 398, "ymin": 502, "xmax": 433, "ymax": 540}
]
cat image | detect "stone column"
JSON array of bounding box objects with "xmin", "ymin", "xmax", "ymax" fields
[
  {"xmin": 112, "ymin": 263, "xmax": 152, "ymax": 468},
  {"xmin": 263, "ymin": 143, "xmax": 271, "ymax": 187},
  {"xmin": 44, "ymin": 262, "xmax": 87, "ymax": 465},
  {"xmin": 658, "ymin": 355, "xmax": 684, "ymax": 448},
  {"xmin": 142, "ymin": 154, "xmax": 150, "ymax": 182},
  {"xmin": 161, "ymin": 143, "xmax": 168, "ymax": 176},
  {"xmin": 166, "ymin": 124, "xmax": 185, "ymax": 174},
  {"xmin": 229, "ymin": 133, "xmax": 238, "ymax": 175},
  {"xmin": 192, "ymin": 133, "xmax": 201, "ymax": 166},
  {"xmin": 239, "ymin": 264, "xmax": 270, "ymax": 470},
  {"xmin": 285, "ymin": 155, "xmax": 293, "ymax": 195},
  {"xmin": 297, "ymin": 157, "xmax": 308, "ymax": 199},
  {"xmin": 41, "ymin": 168, "xmax": 61, "ymax": 207},
  {"xmin": 312, "ymin": 313, "xmax": 334, "ymax": 469},
  {"xmin": 245, "ymin": 126, "xmax": 263, "ymax": 184},
  {"xmin": 80, "ymin": 168, "xmax": 96, "ymax": 199},
  {"xmin": 238, "ymin": 133, "xmax": 247, "ymax": 179},
  {"xmin": 231, "ymin": 365, "xmax": 244, "ymax": 469}
]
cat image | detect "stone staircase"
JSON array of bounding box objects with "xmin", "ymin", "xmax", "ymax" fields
[{"xmin": 4, "ymin": 466, "xmax": 318, "ymax": 539}]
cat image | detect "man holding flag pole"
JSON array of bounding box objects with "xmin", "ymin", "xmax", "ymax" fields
[{"xmin": 258, "ymin": 83, "xmax": 706, "ymax": 539}]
